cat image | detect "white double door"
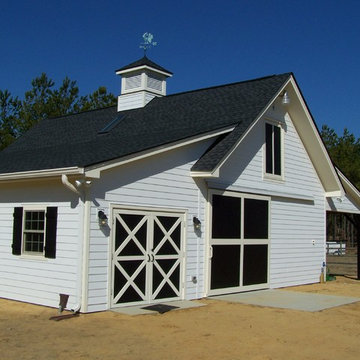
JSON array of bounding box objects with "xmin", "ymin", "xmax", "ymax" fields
[{"xmin": 111, "ymin": 209, "xmax": 184, "ymax": 307}]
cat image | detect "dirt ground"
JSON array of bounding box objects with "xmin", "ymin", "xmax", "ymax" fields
[{"xmin": 1, "ymin": 277, "xmax": 359, "ymax": 360}]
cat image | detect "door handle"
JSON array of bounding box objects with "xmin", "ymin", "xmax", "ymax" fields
[
  {"xmin": 151, "ymin": 254, "xmax": 155, "ymax": 262},
  {"xmin": 147, "ymin": 254, "xmax": 151, "ymax": 262},
  {"xmin": 209, "ymin": 246, "xmax": 213, "ymax": 259}
]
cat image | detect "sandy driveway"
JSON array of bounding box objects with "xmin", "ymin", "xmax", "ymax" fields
[{"xmin": 1, "ymin": 276, "xmax": 359, "ymax": 360}]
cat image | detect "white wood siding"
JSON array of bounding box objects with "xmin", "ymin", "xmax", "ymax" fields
[
  {"xmin": 0, "ymin": 180, "xmax": 82, "ymax": 309},
  {"xmin": 117, "ymin": 92, "xmax": 157, "ymax": 111},
  {"xmin": 209, "ymin": 109, "xmax": 326, "ymax": 288},
  {"xmin": 326, "ymin": 194, "xmax": 360, "ymax": 213},
  {"xmin": 86, "ymin": 141, "xmax": 212, "ymax": 312}
]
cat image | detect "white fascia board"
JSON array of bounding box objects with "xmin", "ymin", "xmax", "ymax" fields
[
  {"xmin": 325, "ymin": 191, "xmax": 343, "ymax": 198},
  {"xmin": 116, "ymin": 65, "xmax": 172, "ymax": 78},
  {"xmin": 337, "ymin": 168, "xmax": 360, "ymax": 206},
  {"xmin": 208, "ymin": 180, "xmax": 314, "ymax": 202},
  {"xmin": 206, "ymin": 78, "xmax": 293, "ymax": 177},
  {"xmin": 190, "ymin": 171, "xmax": 216, "ymax": 178},
  {"xmin": 191, "ymin": 168, "xmax": 220, "ymax": 178},
  {"xmin": 288, "ymin": 77, "xmax": 342, "ymax": 193},
  {"xmin": 84, "ymin": 126, "xmax": 235, "ymax": 177},
  {"xmin": 0, "ymin": 166, "xmax": 84, "ymax": 182}
]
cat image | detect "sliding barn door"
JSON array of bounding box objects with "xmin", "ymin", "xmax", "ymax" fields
[{"xmin": 208, "ymin": 191, "xmax": 270, "ymax": 296}]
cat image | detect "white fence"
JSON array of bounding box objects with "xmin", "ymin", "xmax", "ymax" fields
[{"xmin": 326, "ymin": 241, "xmax": 346, "ymax": 255}]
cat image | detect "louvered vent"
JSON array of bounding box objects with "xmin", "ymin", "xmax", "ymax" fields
[
  {"xmin": 125, "ymin": 74, "xmax": 141, "ymax": 90},
  {"xmin": 147, "ymin": 74, "xmax": 162, "ymax": 91}
]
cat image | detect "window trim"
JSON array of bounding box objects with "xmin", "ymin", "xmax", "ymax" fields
[
  {"xmin": 22, "ymin": 207, "xmax": 47, "ymax": 257},
  {"xmin": 12, "ymin": 206, "xmax": 58, "ymax": 259},
  {"xmin": 207, "ymin": 189, "xmax": 271, "ymax": 295},
  {"xmin": 264, "ymin": 120, "xmax": 284, "ymax": 181}
]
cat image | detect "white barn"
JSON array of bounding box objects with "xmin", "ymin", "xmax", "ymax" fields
[{"xmin": 0, "ymin": 57, "xmax": 359, "ymax": 312}]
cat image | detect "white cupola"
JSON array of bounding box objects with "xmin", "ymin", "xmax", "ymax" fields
[{"xmin": 115, "ymin": 56, "xmax": 173, "ymax": 112}]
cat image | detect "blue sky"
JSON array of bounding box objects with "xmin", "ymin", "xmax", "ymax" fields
[{"xmin": 1, "ymin": 0, "xmax": 359, "ymax": 137}]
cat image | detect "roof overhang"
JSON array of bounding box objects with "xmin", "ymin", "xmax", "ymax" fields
[
  {"xmin": 0, "ymin": 128, "xmax": 234, "ymax": 182},
  {"xmin": 191, "ymin": 75, "xmax": 344, "ymax": 196},
  {"xmin": 190, "ymin": 78, "xmax": 293, "ymax": 178},
  {"xmin": 116, "ymin": 65, "xmax": 173, "ymax": 78},
  {"xmin": 0, "ymin": 166, "xmax": 84, "ymax": 182},
  {"xmin": 84, "ymin": 126, "xmax": 235, "ymax": 178},
  {"xmin": 285, "ymin": 76, "xmax": 343, "ymax": 195},
  {"xmin": 337, "ymin": 168, "xmax": 360, "ymax": 208}
]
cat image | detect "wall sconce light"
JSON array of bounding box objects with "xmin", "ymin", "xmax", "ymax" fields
[
  {"xmin": 281, "ymin": 91, "xmax": 290, "ymax": 105},
  {"xmin": 75, "ymin": 179, "xmax": 92, "ymax": 188},
  {"xmin": 193, "ymin": 216, "xmax": 201, "ymax": 230},
  {"xmin": 98, "ymin": 211, "xmax": 108, "ymax": 227}
]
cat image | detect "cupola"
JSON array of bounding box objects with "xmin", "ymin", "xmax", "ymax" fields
[{"xmin": 115, "ymin": 56, "xmax": 173, "ymax": 111}]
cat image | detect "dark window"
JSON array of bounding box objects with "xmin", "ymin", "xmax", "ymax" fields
[
  {"xmin": 265, "ymin": 123, "xmax": 281, "ymax": 176},
  {"xmin": 210, "ymin": 245, "xmax": 241, "ymax": 289},
  {"xmin": 244, "ymin": 199, "xmax": 269, "ymax": 239},
  {"xmin": 212, "ymin": 195, "xmax": 241, "ymax": 239},
  {"xmin": 243, "ymin": 245, "xmax": 268, "ymax": 286}
]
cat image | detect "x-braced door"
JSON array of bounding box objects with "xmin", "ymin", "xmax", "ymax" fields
[{"xmin": 111, "ymin": 209, "xmax": 184, "ymax": 307}]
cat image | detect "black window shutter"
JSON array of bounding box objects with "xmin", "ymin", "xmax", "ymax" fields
[
  {"xmin": 12, "ymin": 207, "xmax": 23, "ymax": 255},
  {"xmin": 45, "ymin": 207, "xmax": 58, "ymax": 259}
]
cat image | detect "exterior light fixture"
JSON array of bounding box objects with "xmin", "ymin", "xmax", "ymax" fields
[
  {"xmin": 75, "ymin": 179, "xmax": 92, "ymax": 187},
  {"xmin": 98, "ymin": 211, "xmax": 108, "ymax": 227},
  {"xmin": 281, "ymin": 91, "xmax": 290, "ymax": 105},
  {"xmin": 193, "ymin": 216, "xmax": 201, "ymax": 230}
]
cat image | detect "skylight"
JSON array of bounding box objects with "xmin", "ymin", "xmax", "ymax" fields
[{"xmin": 98, "ymin": 114, "xmax": 125, "ymax": 134}]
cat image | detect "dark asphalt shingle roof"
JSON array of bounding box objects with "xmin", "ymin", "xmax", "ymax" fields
[
  {"xmin": 0, "ymin": 72, "xmax": 291, "ymax": 174},
  {"xmin": 116, "ymin": 56, "xmax": 173, "ymax": 75}
]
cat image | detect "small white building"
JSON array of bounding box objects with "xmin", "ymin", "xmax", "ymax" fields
[{"xmin": 0, "ymin": 57, "xmax": 359, "ymax": 312}]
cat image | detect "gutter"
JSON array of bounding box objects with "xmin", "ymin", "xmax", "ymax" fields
[{"xmin": 0, "ymin": 167, "xmax": 84, "ymax": 182}]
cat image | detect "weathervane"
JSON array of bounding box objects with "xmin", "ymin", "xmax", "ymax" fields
[{"xmin": 140, "ymin": 32, "xmax": 157, "ymax": 55}]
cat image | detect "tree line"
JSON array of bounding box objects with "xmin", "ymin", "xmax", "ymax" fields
[
  {"xmin": 0, "ymin": 73, "xmax": 116, "ymax": 150},
  {"xmin": 0, "ymin": 74, "xmax": 359, "ymax": 189},
  {"xmin": 320, "ymin": 125, "xmax": 360, "ymax": 189}
]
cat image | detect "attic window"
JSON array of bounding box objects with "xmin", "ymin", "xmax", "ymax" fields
[
  {"xmin": 99, "ymin": 114, "xmax": 125, "ymax": 134},
  {"xmin": 265, "ymin": 122, "xmax": 282, "ymax": 178}
]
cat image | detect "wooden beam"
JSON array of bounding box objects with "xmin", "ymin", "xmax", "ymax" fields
[{"xmin": 343, "ymin": 213, "xmax": 360, "ymax": 280}]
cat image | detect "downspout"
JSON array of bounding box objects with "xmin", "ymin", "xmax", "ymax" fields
[
  {"xmin": 61, "ymin": 174, "xmax": 91, "ymax": 313},
  {"xmin": 61, "ymin": 174, "xmax": 81, "ymax": 195},
  {"xmin": 81, "ymin": 190, "xmax": 91, "ymax": 313}
]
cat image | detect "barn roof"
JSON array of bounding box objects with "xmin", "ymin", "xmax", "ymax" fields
[{"xmin": 0, "ymin": 73, "xmax": 291, "ymax": 175}]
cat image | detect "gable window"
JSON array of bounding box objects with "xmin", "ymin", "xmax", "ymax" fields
[
  {"xmin": 12, "ymin": 207, "xmax": 58, "ymax": 258},
  {"xmin": 265, "ymin": 122, "xmax": 282, "ymax": 177}
]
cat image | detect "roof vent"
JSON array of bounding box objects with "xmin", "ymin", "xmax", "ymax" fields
[{"xmin": 115, "ymin": 56, "xmax": 172, "ymax": 112}]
